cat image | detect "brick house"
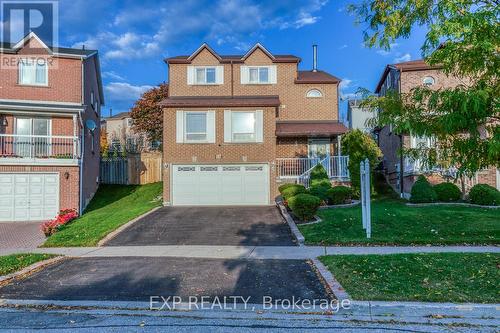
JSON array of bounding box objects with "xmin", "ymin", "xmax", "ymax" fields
[
  {"xmin": 0, "ymin": 32, "xmax": 104, "ymax": 221},
  {"xmin": 375, "ymin": 59, "xmax": 499, "ymax": 196},
  {"xmin": 160, "ymin": 43, "xmax": 348, "ymax": 206}
]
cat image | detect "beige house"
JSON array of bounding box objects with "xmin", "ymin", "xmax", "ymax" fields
[
  {"xmin": 375, "ymin": 59, "xmax": 499, "ymax": 195},
  {"xmin": 102, "ymin": 112, "xmax": 157, "ymax": 153},
  {"xmin": 160, "ymin": 43, "xmax": 349, "ymax": 206}
]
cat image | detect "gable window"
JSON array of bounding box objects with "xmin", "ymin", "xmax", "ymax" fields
[
  {"xmin": 423, "ymin": 76, "xmax": 435, "ymax": 86},
  {"xmin": 188, "ymin": 66, "xmax": 223, "ymax": 85},
  {"xmin": 306, "ymin": 89, "xmax": 323, "ymax": 98},
  {"xmin": 232, "ymin": 112, "xmax": 256, "ymax": 142},
  {"xmin": 241, "ymin": 65, "xmax": 276, "ymax": 84},
  {"xmin": 185, "ymin": 112, "xmax": 207, "ymax": 141},
  {"xmin": 19, "ymin": 59, "xmax": 48, "ymax": 86}
]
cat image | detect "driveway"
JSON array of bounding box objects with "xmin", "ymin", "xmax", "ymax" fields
[
  {"xmin": 0, "ymin": 222, "xmax": 45, "ymax": 253},
  {"xmin": 105, "ymin": 206, "xmax": 295, "ymax": 246},
  {"xmin": 0, "ymin": 257, "xmax": 330, "ymax": 304}
]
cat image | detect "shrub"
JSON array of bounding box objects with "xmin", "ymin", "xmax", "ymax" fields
[
  {"xmin": 326, "ymin": 186, "xmax": 353, "ymax": 205},
  {"xmin": 310, "ymin": 178, "xmax": 331, "ymax": 188},
  {"xmin": 281, "ymin": 184, "xmax": 307, "ymax": 200},
  {"xmin": 341, "ymin": 130, "xmax": 382, "ymax": 195},
  {"xmin": 309, "ymin": 182, "xmax": 332, "ymax": 203},
  {"xmin": 410, "ymin": 175, "xmax": 437, "ymax": 203},
  {"xmin": 41, "ymin": 208, "xmax": 79, "ymax": 237},
  {"xmin": 434, "ymin": 182, "xmax": 461, "ymax": 202},
  {"xmin": 278, "ymin": 183, "xmax": 297, "ymax": 194},
  {"xmin": 469, "ymin": 184, "xmax": 500, "ymax": 206},
  {"xmin": 310, "ymin": 164, "xmax": 329, "ymax": 183},
  {"xmin": 288, "ymin": 194, "xmax": 321, "ymax": 221}
]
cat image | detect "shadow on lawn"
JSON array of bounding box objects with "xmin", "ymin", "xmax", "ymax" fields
[{"xmin": 82, "ymin": 184, "xmax": 141, "ymax": 214}]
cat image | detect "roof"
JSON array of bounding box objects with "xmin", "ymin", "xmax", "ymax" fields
[
  {"xmin": 160, "ymin": 96, "xmax": 281, "ymax": 108},
  {"xmin": 295, "ymin": 70, "xmax": 340, "ymax": 84},
  {"xmin": 276, "ymin": 120, "xmax": 348, "ymax": 137},
  {"xmin": 165, "ymin": 42, "xmax": 301, "ymax": 64},
  {"xmin": 375, "ymin": 59, "xmax": 443, "ymax": 93},
  {"xmin": 105, "ymin": 111, "xmax": 131, "ymax": 120},
  {"xmin": 0, "ymin": 100, "xmax": 85, "ymax": 113}
]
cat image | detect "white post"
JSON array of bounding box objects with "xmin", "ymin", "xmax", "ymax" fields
[
  {"xmin": 360, "ymin": 160, "xmax": 366, "ymax": 229},
  {"xmin": 365, "ymin": 158, "xmax": 371, "ymax": 238}
]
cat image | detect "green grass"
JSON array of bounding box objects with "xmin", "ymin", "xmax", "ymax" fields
[
  {"xmin": 299, "ymin": 199, "xmax": 500, "ymax": 245},
  {"xmin": 0, "ymin": 253, "xmax": 55, "ymax": 276},
  {"xmin": 320, "ymin": 253, "xmax": 500, "ymax": 303},
  {"xmin": 43, "ymin": 182, "xmax": 163, "ymax": 247}
]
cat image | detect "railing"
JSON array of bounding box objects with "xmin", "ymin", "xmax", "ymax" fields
[
  {"xmin": 404, "ymin": 157, "xmax": 457, "ymax": 178},
  {"xmin": 276, "ymin": 156, "xmax": 350, "ymax": 186},
  {"xmin": 0, "ymin": 134, "xmax": 80, "ymax": 160}
]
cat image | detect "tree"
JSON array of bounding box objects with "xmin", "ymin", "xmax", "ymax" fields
[
  {"xmin": 130, "ymin": 83, "xmax": 169, "ymax": 143},
  {"xmin": 350, "ymin": 0, "xmax": 500, "ymax": 179},
  {"xmin": 100, "ymin": 128, "xmax": 109, "ymax": 156},
  {"xmin": 341, "ymin": 130, "xmax": 382, "ymax": 195}
]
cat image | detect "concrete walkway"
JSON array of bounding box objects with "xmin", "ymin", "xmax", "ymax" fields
[
  {"xmin": 0, "ymin": 222, "xmax": 44, "ymax": 251},
  {"xmin": 2, "ymin": 245, "xmax": 498, "ymax": 259}
]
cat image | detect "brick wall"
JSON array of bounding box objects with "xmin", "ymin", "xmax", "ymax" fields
[{"xmin": 168, "ymin": 48, "xmax": 339, "ymax": 121}]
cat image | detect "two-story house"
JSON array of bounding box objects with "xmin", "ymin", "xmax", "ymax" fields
[
  {"xmin": 375, "ymin": 59, "xmax": 499, "ymax": 195},
  {"xmin": 0, "ymin": 32, "xmax": 104, "ymax": 221},
  {"xmin": 160, "ymin": 43, "xmax": 348, "ymax": 206}
]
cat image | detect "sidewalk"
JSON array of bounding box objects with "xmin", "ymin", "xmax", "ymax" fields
[{"xmin": 2, "ymin": 245, "xmax": 498, "ymax": 259}]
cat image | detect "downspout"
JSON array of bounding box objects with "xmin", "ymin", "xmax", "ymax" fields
[
  {"xmin": 230, "ymin": 60, "xmax": 234, "ymax": 97},
  {"xmin": 79, "ymin": 57, "xmax": 85, "ymax": 214}
]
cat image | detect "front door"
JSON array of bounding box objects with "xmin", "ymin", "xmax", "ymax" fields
[
  {"xmin": 308, "ymin": 139, "xmax": 330, "ymax": 159},
  {"xmin": 15, "ymin": 117, "xmax": 50, "ymax": 157}
]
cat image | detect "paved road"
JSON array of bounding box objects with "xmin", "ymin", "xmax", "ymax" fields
[
  {"xmin": 105, "ymin": 206, "xmax": 295, "ymax": 246},
  {"xmin": 0, "ymin": 257, "xmax": 328, "ymax": 303}
]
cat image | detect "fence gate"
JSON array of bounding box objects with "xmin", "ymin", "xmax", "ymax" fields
[{"xmin": 100, "ymin": 157, "xmax": 128, "ymax": 184}]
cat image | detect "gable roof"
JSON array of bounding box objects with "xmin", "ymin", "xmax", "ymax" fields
[
  {"xmin": 187, "ymin": 43, "xmax": 222, "ymax": 61},
  {"xmin": 241, "ymin": 43, "xmax": 275, "ymax": 61},
  {"xmin": 374, "ymin": 59, "xmax": 443, "ymax": 93},
  {"xmin": 295, "ymin": 70, "xmax": 340, "ymax": 84},
  {"xmin": 105, "ymin": 111, "xmax": 131, "ymax": 120}
]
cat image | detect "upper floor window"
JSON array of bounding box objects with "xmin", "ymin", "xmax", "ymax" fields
[
  {"xmin": 127, "ymin": 118, "xmax": 133, "ymax": 127},
  {"xmin": 19, "ymin": 59, "xmax": 48, "ymax": 86},
  {"xmin": 241, "ymin": 65, "xmax": 276, "ymax": 85},
  {"xmin": 187, "ymin": 66, "xmax": 223, "ymax": 85},
  {"xmin": 306, "ymin": 89, "xmax": 323, "ymax": 98},
  {"xmin": 423, "ymin": 76, "xmax": 435, "ymax": 86}
]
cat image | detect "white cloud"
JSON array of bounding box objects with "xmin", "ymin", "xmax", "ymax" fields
[
  {"xmin": 338, "ymin": 44, "xmax": 348, "ymax": 50},
  {"xmin": 376, "ymin": 49, "xmax": 390, "ymax": 56},
  {"xmin": 105, "ymin": 82, "xmax": 154, "ymax": 101},
  {"xmin": 339, "ymin": 78, "xmax": 357, "ymax": 100},
  {"xmin": 102, "ymin": 71, "xmax": 126, "ymax": 81},
  {"xmin": 394, "ymin": 53, "xmax": 411, "ymax": 63}
]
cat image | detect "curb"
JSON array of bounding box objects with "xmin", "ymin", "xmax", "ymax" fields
[
  {"xmin": 406, "ymin": 202, "xmax": 499, "ymax": 209},
  {"xmin": 276, "ymin": 201, "xmax": 305, "ymax": 246},
  {"xmin": 318, "ymin": 200, "xmax": 360, "ymax": 209},
  {"xmin": 0, "ymin": 256, "xmax": 65, "ymax": 287},
  {"xmin": 97, "ymin": 206, "xmax": 163, "ymax": 246},
  {"xmin": 311, "ymin": 258, "xmax": 351, "ymax": 302}
]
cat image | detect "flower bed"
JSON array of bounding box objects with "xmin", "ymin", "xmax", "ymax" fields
[{"xmin": 41, "ymin": 209, "xmax": 79, "ymax": 237}]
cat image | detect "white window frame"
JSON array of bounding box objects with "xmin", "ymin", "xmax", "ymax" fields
[
  {"xmin": 184, "ymin": 111, "xmax": 208, "ymax": 143},
  {"xmin": 188, "ymin": 66, "xmax": 223, "ymax": 85},
  {"xmin": 231, "ymin": 111, "xmax": 257, "ymax": 143},
  {"xmin": 410, "ymin": 135, "xmax": 434, "ymax": 148},
  {"xmin": 306, "ymin": 89, "xmax": 323, "ymax": 98},
  {"xmin": 18, "ymin": 59, "xmax": 48, "ymax": 86},
  {"xmin": 423, "ymin": 76, "xmax": 435, "ymax": 87},
  {"xmin": 248, "ymin": 66, "xmax": 270, "ymax": 84}
]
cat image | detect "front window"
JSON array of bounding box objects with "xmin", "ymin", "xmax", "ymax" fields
[
  {"xmin": 231, "ymin": 112, "xmax": 256, "ymax": 142},
  {"xmin": 14, "ymin": 117, "xmax": 50, "ymax": 157},
  {"xmin": 306, "ymin": 89, "xmax": 323, "ymax": 98},
  {"xmin": 19, "ymin": 59, "xmax": 48, "ymax": 86},
  {"xmin": 248, "ymin": 67, "xmax": 269, "ymax": 84},
  {"xmin": 185, "ymin": 112, "xmax": 207, "ymax": 142},
  {"xmin": 195, "ymin": 67, "xmax": 216, "ymax": 84}
]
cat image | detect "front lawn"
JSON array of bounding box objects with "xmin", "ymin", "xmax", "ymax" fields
[
  {"xmin": 320, "ymin": 253, "xmax": 500, "ymax": 303},
  {"xmin": 300, "ymin": 199, "xmax": 499, "ymax": 245},
  {"xmin": 43, "ymin": 182, "xmax": 162, "ymax": 247},
  {"xmin": 0, "ymin": 253, "xmax": 55, "ymax": 276}
]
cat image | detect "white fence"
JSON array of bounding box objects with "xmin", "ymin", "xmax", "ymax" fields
[
  {"xmin": 0, "ymin": 134, "xmax": 79, "ymax": 159},
  {"xmin": 276, "ymin": 156, "xmax": 350, "ymax": 186}
]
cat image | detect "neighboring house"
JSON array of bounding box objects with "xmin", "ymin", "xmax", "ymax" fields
[
  {"xmin": 102, "ymin": 112, "xmax": 158, "ymax": 153},
  {"xmin": 374, "ymin": 59, "xmax": 499, "ymax": 195},
  {"xmin": 346, "ymin": 98, "xmax": 376, "ymax": 133},
  {"xmin": 160, "ymin": 43, "xmax": 348, "ymax": 206},
  {"xmin": 0, "ymin": 32, "xmax": 104, "ymax": 221}
]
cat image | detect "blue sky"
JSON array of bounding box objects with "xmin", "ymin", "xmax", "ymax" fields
[{"xmin": 18, "ymin": 0, "xmax": 428, "ymax": 121}]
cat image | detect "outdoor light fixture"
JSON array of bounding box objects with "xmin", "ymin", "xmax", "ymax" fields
[
  {"xmin": 64, "ymin": 172, "xmax": 70, "ymax": 180},
  {"xmin": 0, "ymin": 116, "xmax": 7, "ymax": 127}
]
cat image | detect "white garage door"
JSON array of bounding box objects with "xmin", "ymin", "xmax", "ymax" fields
[
  {"xmin": 0, "ymin": 173, "xmax": 59, "ymax": 222},
  {"xmin": 172, "ymin": 164, "xmax": 269, "ymax": 206}
]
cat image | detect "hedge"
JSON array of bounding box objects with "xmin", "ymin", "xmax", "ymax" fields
[
  {"xmin": 287, "ymin": 194, "xmax": 321, "ymax": 221},
  {"xmin": 326, "ymin": 186, "xmax": 353, "ymax": 205},
  {"xmin": 410, "ymin": 175, "xmax": 437, "ymax": 203},
  {"xmin": 469, "ymin": 184, "xmax": 500, "ymax": 206},
  {"xmin": 434, "ymin": 182, "xmax": 461, "ymax": 202}
]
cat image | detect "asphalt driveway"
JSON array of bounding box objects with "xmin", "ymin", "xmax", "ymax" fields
[
  {"xmin": 105, "ymin": 206, "xmax": 295, "ymax": 246},
  {"xmin": 0, "ymin": 257, "xmax": 330, "ymax": 304}
]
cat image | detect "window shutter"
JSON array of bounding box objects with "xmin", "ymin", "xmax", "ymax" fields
[
  {"xmin": 269, "ymin": 65, "xmax": 277, "ymax": 84},
  {"xmin": 176, "ymin": 111, "xmax": 184, "ymax": 143},
  {"xmin": 216, "ymin": 66, "xmax": 224, "ymax": 84},
  {"xmin": 187, "ymin": 66, "xmax": 194, "ymax": 85},
  {"xmin": 207, "ymin": 110, "xmax": 216, "ymax": 143},
  {"xmin": 255, "ymin": 110, "xmax": 264, "ymax": 142},
  {"xmin": 224, "ymin": 110, "xmax": 232, "ymax": 142},
  {"xmin": 240, "ymin": 66, "xmax": 249, "ymax": 84}
]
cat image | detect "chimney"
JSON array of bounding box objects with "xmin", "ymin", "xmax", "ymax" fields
[
  {"xmin": 82, "ymin": 44, "xmax": 85, "ymax": 50},
  {"xmin": 312, "ymin": 44, "xmax": 318, "ymax": 72}
]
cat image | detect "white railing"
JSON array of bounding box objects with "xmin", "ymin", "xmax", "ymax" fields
[
  {"xmin": 276, "ymin": 156, "xmax": 350, "ymax": 186},
  {"xmin": 404, "ymin": 157, "xmax": 457, "ymax": 178},
  {"xmin": 0, "ymin": 134, "xmax": 80, "ymax": 160}
]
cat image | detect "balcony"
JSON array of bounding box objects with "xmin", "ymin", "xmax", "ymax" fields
[
  {"xmin": 403, "ymin": 157, "xmax": 458, "ymax": 178},
  {"xmin": 276, "ymin": 156, "xmax": 349, "ymax": 187},
  {"xmin": 0, "ymin": 134, "xmax": 80, "ymax": 164}
]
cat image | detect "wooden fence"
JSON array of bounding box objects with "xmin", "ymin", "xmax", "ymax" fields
[{"xmin": 100, "ymin": 152, "xmax": 162, "ymax": 185}]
